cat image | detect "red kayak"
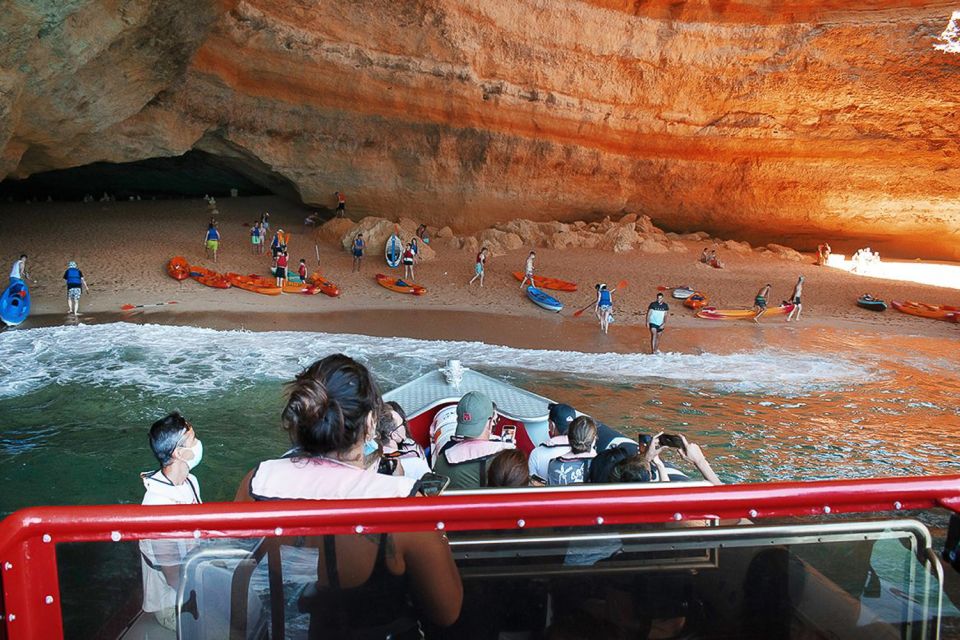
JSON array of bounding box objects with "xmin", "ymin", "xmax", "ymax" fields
[
  {"xmin": 511, "ymin": 272, "xmax": 577, "ymax": 292},
  {"xmin": 167, "ymin": 256, "xmax": 190, "ymax": 281},
  {"xmin": 309, "ymin": 271, "xmax": 342, "ymax": 297},
  {"xmin": 189, "ymin": 265, "xmax": 231, "ymax": 289}
]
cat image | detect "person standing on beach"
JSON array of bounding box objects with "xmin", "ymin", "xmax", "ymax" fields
[
  {"xmin": 298, "ymin": 258, "xmax": 308, "ymax": 283},
  {"xmin": 402, "ymin": 241, "xmax": 416, "ymax": 280},
  {"xmin": 204, "ymin": 223, "xmax": 221, "ymax": 263},
  {"xmin": 63, "ymin": 261, "xmax": 89, "ymax": 316},
  {"xmin": 250, "ymin": 221, "xmax": 262, "ymax": 255},
  {"xmin": 352, "ymin": 233, "xmax": 365, "ymax": 272},
  {"xmin": 335, "ymin": 191, "xmax": 346, "ymax": 217},
  {"xmin": 786, "ymin": 276, "xmax": 805, "ymax": 322},
  {"xmin": 260, "ymin": 211, "xmax": 270, "ymax": 235},
  {"xmin": 470, "ymin": 247, "xmax": 488, "ymax": 287},
  {"xmin": 275, "ymin": 251, "xmax": 289, "ymax": 288},
  {"xmin": 595, "ymin": 283, "xmax": 614, "ymax": 334},
  {"xmin": 9, "ymin": 254, "xmax": 28, "ymax": 284},
  {"xmin": 519, "ymin": 251, "xmax": 536, "ymax": 288},
  {"xmin": 753, "ymin": 283, "xmax": 771, "ymax": 323},
  {"xmin": 646, "ymin": 292, "xmax": 669, "ymax": 353}
]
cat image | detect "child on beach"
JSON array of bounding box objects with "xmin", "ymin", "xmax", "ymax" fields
[
  {"xmin": 402, "ymin": 242, "xmax": 416, "ymax": 280},
  {"xmin": 298, "ymin": 258, "xmax": 308, "ymax": 283},
  {"xmin": 63, "ymin": 261, "xmax": 89, "ymax": 316},
  {"xmin": 786, "ymin": 276, "xmax": 804, "ymax": 322},
  {"xmin": 595, "ymin": 283, "xmax": 614, "ymax": 334},
  {"xmin": 352, "ymin": 233, "xmax": 365, "ymax": 272},
  {"xmin": 275, "ymin": 251, "xmax": 289, "ymax": 288},
  {"xmin": 204, "ymin": 223, "xmax": 221, "ymax": 263},
  {"xmin": 469, "ymin": 247, "xmax": 488, "ymax": 287},
  {"xmin": 753, "ymin": 283, "xmax": 772, "ymax": 323},
  {"xmin": 519, "ymin": 251, "xmax": 536, "ymax": 288}
]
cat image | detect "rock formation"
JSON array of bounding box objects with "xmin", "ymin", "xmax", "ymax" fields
[{"xmin": 2, "ymin": 1, "xmax": 959, "ymax": 258}]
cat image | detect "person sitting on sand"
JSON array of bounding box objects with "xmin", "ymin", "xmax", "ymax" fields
[
  {"xmin": 709, "ymin": 249, "xmax": 725, "ymax": 269},
  {"xmin": 402, "ymin": 241, "xmax": 416, "ymax": 280},
  {"xmin": 519, "ymin": 251, "xmax": 536, "ymax": 289},
  {"xmin": 786, "ymin": 275, "xmax": 804, "ymax": 322},
  {"xmin": 63, "ymin": 261, "xmax": 89, "ymax": 316},
  {"xmin": 469, "ymin": 247, "xmax": 488, "ymax": 287},
  {"xmin": 753, "ymin": 283, "xmax": 772, "ymax": 323},
  {"xmin": 595, "ymin": 283, "xmax": 614, "ymax": 335},
  {"xmin": 352, "ymin": 233, "xmax": 365, "ymax": 272},
  {"xmin": 204, "ymin": 223, "xmax": 221, "ymax": 263},
  {"xmin": 416, "ymin": 223, "xmax": 430, "ymax": 245},
  {"xmin": 275, "ymin": 251, "xmax": 289, "ymax": 288},
  {"xmin": 646, "ymin": 292, "xmax": 669, "ymax": 353},
  {"xmin": 700, "ymin": 247, "xmax": 710, "ymax": 264}
]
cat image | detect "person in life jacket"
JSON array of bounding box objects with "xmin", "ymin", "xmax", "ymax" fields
[
  {"xmin": 378, "ymin": 400, "xmax": 431, "ymax": 480},
  {"xmin": 595, "ymin": 283, "xmax": 614, "ymax": 334},
  {"xmin": 547, "ymin": 416, "xmax": 598, "ymax": 485},
  {"xmin": 433, "ymin": 391, "xmax": 513, "ymax": 490},
  {"xmin": 139, "ymin": 412, "xmax": 204, "ymax": 630},
  {"xmin": 235, "ymin": 354, "xmax": 462, "ymax": 636},
  {"xmin": 62, "ymin": 260, "xmax": 89, "ymax": 316},
  {"xmin": 527, "ymin": 403, "xmax": 577, "ymax": 480}
]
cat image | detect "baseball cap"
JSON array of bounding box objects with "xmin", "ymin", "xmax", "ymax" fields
[
  {"xmin": 548, "ymin": 403, "xmax": 576, "ymax": 435},
  {"xmin": 456, "ymin": 391, "xmax": 495, "ymax": 437}
]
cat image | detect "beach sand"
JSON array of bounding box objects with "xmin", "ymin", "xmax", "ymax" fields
[{"xmin": 2, "ymin": 195, "xmax": 958, "ymax": 350}]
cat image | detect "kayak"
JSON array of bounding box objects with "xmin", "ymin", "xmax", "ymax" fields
[
  {"xmin": 526, "ymin": 286, "xmax": 563, "ymax": 313},
  {"xmin": 696, "ymin": 303, "xmax": 795, "ymax": 320},
  {"xmin": 385, "ymin": 234, "xmax": 403, "ymax": 268},
  {"xmin": 376, "ymin": 273, "xmax": 426, "ymax": 295},
  {"xmin": 512, "ymin": 272, "xmax": 577, "ymax": 292},
  {"xmin": 308, "ymin": 271, "xmax": 342, "ymax": 297},
  {"xmin": 167, "ymin": 256, "xmax": 190, "ymax": 281},
  {"xmin": 672, "ymin": 287, "xmax": 695, "ymax": 299},
  {"xmin": 225, "ymin": 273, "xmax": 282, "ymax": 296},
  {"xmin": 857, "ymin": 295, "xmax": 887, "ymax": 312},
  {"xmin": 189, "ymin": 265, "xmax": 231, "ymax": 289},
  {"xmin": 0, "ymin": 281, "xmax": 30, "ymax": 327},
  {"xmin": 282, "ymin": 281, "xmax": 321, "ymax": 295},
  {"xmin": 683, "ymin": 292, "xmax": 708, "ymax": 310},
  {"xmin": 891, "ymin": 300, "xmax": 959, "ymax": 322}
]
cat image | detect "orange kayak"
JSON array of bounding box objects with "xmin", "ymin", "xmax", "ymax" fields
[
  {"xmin": 167, "ymin": 256, "xmax": 190, "ymax": 281},
  {"xmin": 683, "ymin": 292, "xmax": 708, "ymax": 310},
  {"xmin": 282, "ymin": 281, "xmax": 321, "ymax": 295},
  {"xmin": 376, "ymin": 274, "xmax": 426, "ymax": 295},
  {"xmin": 225, "ymin": 272, "xmax": 282, "ymax": 296},
  {"xmin": 891, "ymin": 300, "xmax": 960, "ymax": 322},
  {"xmin": 512, "ymin": 272, "xmax": 577, "ymax": 292},
  {"xmin": 189, "ymin": 265, "xmax": 231, "ymax": 289},
  {"xmin": 309, "ymin": 271, "xmax": 341, "ymax": 297},
  {"xmin": 696, "ymin": 304, "xmax": 795, "ymax": 320}
]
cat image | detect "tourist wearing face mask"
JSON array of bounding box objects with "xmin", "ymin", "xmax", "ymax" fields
[{"xmin": 138, "ymin": 412, "xmax": 203, "ymax": 630}]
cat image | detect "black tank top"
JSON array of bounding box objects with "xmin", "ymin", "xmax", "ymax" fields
[{"xmin": 297, "ymin": 534, "xmax": 421, "ymax": 639}]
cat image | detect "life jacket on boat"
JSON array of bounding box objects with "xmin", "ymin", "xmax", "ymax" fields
[
  {"xmin": 249, "ymin": 456, "xmax": 417, "ymax": 500},
  {"xmin": 432, "ymin": 437, "xmax": 514, "ymax": 490},
  {"xmin": 428, "ymin": 405, "xmax": 459, "ymax": 466},
  {"xmin": 547, "ymin": 451, "xmax": 596, "ymax": 486}
]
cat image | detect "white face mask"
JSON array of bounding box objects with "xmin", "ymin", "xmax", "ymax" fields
[{"xmin": 183, "ymin": 439, "xmax": 203, "ymax": 470}]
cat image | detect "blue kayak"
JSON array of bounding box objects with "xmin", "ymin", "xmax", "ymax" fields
[
  {"xmin": 857, "ymin": 295, "xmax": 887, "ymax": 311},
  {"xmin": 0, "ymin": 281, "xmax": 30, "ymax": 327},
  {"xmin": 526, "ymin": 286, "xmax": 563, "ymax": 313}
]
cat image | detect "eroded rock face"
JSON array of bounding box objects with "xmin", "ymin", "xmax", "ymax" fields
[{"xmin": 2, "ymin": 1, "xmax": 959, "ymax": 257}]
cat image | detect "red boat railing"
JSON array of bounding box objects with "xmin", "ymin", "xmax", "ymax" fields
[{"xmin": 2, "ymin": 474, "xmax": 959, "ymax": 639}]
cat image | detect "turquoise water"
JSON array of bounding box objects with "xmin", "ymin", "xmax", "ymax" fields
[{"xmin": 1, "ymin": 322, "xmax": 959, "ymax": 515}]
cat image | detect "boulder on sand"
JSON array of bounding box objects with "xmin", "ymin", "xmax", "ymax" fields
[{"xmin": 333, "ymin": 217, "xmax": 436, "ymax": 261}]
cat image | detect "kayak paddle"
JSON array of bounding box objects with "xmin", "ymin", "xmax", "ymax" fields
[
  {"xmin": 572, "ymin": 280, "xmax": 628, "ymax": 318},
  {"xmin": 121, "ymin": 301, "xmax": 178, "ymax": 311}
]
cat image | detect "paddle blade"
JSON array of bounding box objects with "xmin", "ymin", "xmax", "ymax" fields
[
  {"xmin": 657, "ymin": 285, "xmax": 669, "ymax": 291},
  {"xmin": 615, "ymin": 279, "xmax": 628, "ymax": 291},
  {"xmin": 573, "ymin": 307, "xmax": 587, "ymax": 318},
  {"xmin": 120, "ymin": 304, "xmax": 135, "ymax": 310}
]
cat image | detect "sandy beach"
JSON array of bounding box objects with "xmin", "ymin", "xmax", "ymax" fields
[{"xmin": 2, "ymin": 195, "xmax": 958, "ymax": 349}]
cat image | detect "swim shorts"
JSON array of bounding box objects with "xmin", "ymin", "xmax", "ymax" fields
[
  {"xmin": 402, "ymin": 258, "xmax": 414, "ymax": 266},
  {"xmin": 206, "ymin": 240, "xmax": 219, "ymax": 251},
  {"xmin": 251, "ymin": 236, "xmax": 261, "ymax": 245},
  {"xmin": 475, "ymin": 263, "xmax": 483, "ymax": 275},
  {"xmin": 599, "ymin": 304, "xmax": 612, "ymax": 312},
  {"xmin": 353, "ymin": 249, "xmax": 363, "ymax": 258},
  {"xmin": 793, "ymin": 297, "xmax": 801, "ymax": 305},
  {"xmin": 755, "ymin": 296, "xmax": 767, "ymax": 309},
  {"xmin": 67, "ymin": 287, "xmax": 82, "ymax": 300},
  {"xmin": 648, "ymin": 323, "xmax": 664, "ymax": 333}
]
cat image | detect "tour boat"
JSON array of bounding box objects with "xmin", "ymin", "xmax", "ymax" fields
[{"xmin": 1, "ymin": 362, "xmax": 958, "ymax": 640}]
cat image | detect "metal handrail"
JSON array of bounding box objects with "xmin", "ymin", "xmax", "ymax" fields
[{"xmin": 1, "ymin": 474, "xmax": 959, "ymax": 639}]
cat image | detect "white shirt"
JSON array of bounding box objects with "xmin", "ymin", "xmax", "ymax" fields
[
  {"xmin": 525, "ymin": 257, "xmax": 535, "ymax": 274},
  {"xmin": 528, "ymin": 435, "xmax": 571, "ymax": 479},
  {"xmin": 9, "ymin": 259, "xmax": 24, "ymax": 280},
  {"xmin": 139, "ymin": 470, "xmax": 201, "ymax": 613}
]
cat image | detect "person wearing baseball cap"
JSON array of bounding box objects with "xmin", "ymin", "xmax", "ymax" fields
[
  {"xmin": 527, "ymin": 402, "xmax": 577, "ymax": 480},
  {"xmin": 433, "ymin": 391, "xmax": 513, "ymax": 489}
]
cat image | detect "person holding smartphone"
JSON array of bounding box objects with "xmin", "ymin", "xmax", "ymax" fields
[
  {"xmin": 378, "ymin": 400, "xmax": 431, "ymax": 480},
  {"xmin": 648, "ymin": 432, "xmax": 722, "ymax": 485}
]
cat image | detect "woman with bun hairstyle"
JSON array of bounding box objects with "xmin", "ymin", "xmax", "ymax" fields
[{"xmin": 236, "ymin": 354, "xmax": 462, "ymax": 636}]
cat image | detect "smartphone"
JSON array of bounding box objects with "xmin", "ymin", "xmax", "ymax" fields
[
  {"xmin": 658, "ymin": 434, "xmax": 685, "ymax": 449},
  {"xmin": 418, "ymin": 472, "xmax": 451, "ymax": 497},
  {"xmin": 501, "ymin": 424, "xmax": 517, "ymax": 443},
  {"xmin": 530, "ymin": 473, "xmax": 547, "ymax": 485}
]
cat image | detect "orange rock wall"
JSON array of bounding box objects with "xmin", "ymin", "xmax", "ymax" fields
[{"xmin": 2, "ymin": 1, "xmax": 959, "ymax": 258}]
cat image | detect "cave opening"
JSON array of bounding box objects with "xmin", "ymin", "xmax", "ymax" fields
[{"xmin": 0, "ymin": 149, "xmax": 300, "ymax": 203}]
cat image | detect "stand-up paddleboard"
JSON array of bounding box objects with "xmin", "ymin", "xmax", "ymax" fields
[
  {"xmin": 511, "ymin": 272, "xmax": 577, "ymax": 292},
  {"xmin": 0, "ymin": 281, "xmax": 30, "ymax": 327},
  {"xmin": 309, "ymin": 271, "xmax": 341, "ymax": 297},
  {"xmin": 189, "ymin": 265, "xmax": 231, "ymax": 289},
  {"xmin": 385, "ymin": 234, "xmax": 403, "ymax": 268},
  {"xmin": 696, "ymin": 303, "xmax": 794, "ymax": 320},
  {"xmin": 857, "ymin": 295, "xmax": 887, "ymax": 312},
  {"xmin": 526, "ymin": 286, "xmax": 563, "ymax": 313},
  {"xmin": 672, "ymin": 287, "xmax": 695, "ymax": 299},
  {"xmin": 683, "ymin": 292, "xmax": 708, "ymax": 310},
  {"xmin": 376, "ymin": 273, "xmax": 426, "ymax": 295},
  {"xmin": 225, "ymin": 273, "xmax": 282, "ymax": 296},
  {"xmin": 891, "ymin": 300, "xmax": 959, "ymax": 322},
  {"xmin": 167, "ymin": 256, "xmax": 190, "ymax": 281}
]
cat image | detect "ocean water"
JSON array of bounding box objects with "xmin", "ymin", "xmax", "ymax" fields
[{"xmin": 0, "ymin": 322, "xmax": 958, "ymax": 515}]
